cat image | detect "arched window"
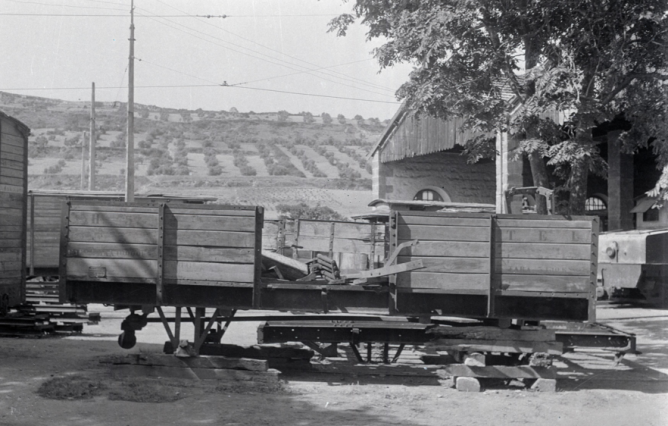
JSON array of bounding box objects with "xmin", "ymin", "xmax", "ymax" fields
[
  {"xmin": 585, "ymin": 195, "xmax": 607, "ymax": 212},
  {"xmin": 414, "ymin": 189, "xmax": 444, "ymax": 202}
]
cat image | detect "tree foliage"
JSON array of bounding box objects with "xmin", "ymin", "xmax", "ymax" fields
[{"xmin": 331, "ymin": 0, "xmax": 667, "ymax": 213}]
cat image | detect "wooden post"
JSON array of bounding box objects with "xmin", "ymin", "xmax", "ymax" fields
[
  {"xmin": 125, "ymin": 1, "xmax": 135, "ymax": 202},
  {"xmin": 80, "ymin": 131, "xmax": 87, "ymax": 190},
  {"xmin": 89, "ymin": 83, "xmax": 96, "ymax": 191}
]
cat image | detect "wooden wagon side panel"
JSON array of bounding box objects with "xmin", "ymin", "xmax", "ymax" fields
[
  {"xmin": 61, "ymin": 202, "xmax": 263, "ymax": 307},
  {"xmin": 162, "ymin": 206, "xmax": 258, "ymax": 285},
  {"xmin": 492, "ymin": 215, "xmax": 598, "ymax": 321},
  {"xmin": 392, "ymin": 211, "xmax": 598, "ymax": 322},
  {"xmin": 393, "ymin": 212, "xmax": 492, "ymax": 293},
  {"xmin": 28, "ymin": 195, "xmax": 76, "ymax": 272},
  {"xmin": 65, "ymin": 204, "xmax": 159, "ymax": 282},
  {"xmin": 0, "ymin": 113, "xmax": 29, "ymax": 307}
]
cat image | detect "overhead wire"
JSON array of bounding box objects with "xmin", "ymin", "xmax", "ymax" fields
[
  {"xmin": 151, "ymin": 0, "xmax": 392, "ymax": 93},
  {"xmin": 134, "ymin": 10, "xmax": 394, "ymax": 99},
  {"xmin": 3, "ymin": 0, "xmax": 127, "ymax": 11},
  {"xmin": 0, "ymin": 85, "xmax": 401, "ymax": 104}
]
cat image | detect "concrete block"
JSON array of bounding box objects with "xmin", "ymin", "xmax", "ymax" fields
[
  {"xmin": 455, "ymin": 376, "xmax": 481, "ymax": 392},
  {"xmin": 531, "ymin": 378, "xmax": 557, "ymax": 392}
]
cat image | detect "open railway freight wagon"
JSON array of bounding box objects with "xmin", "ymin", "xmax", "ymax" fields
[
  {"xmin": 58, "ymin": 201, "xmax": 609, "ymax": 349},
  {"xmin": 0, "ymin": 112, "xmax": 29, "ymax": 311},
  {"xmin": 26, "ymin": 190, "xmax": 216, "ymax": 278}
]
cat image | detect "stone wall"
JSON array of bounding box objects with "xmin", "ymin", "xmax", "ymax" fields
[{"xmin": 375, "ymin": 151, "xmax": 496, "ymax": 203}]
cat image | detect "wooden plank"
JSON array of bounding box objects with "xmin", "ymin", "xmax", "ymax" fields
[
  {"xmin": 164, "ymin": 261, "xmax": 255, "ymax": 283},
  {"xmin": 427, "ymin": 339, "xmax": 563, "ymax": 355},
  {"xmin": 0, "ymin": 239, "xmax": 23, "ymax": 248},
  {"xmin": 396, "ymin": 272, "xmax": 489, "ymax": 290},
  {"xmin": 0, "ymin": 175, "xmax": 25, "ymax": 187},
  {"xmin": 0, "ymin": 270, "xmax": 21, "ymax": 279},
  {"xmin": 164, "ymin": 214, "xmax": 256, "ymax": 232},
  {"xmin": 0, "ymin": 261, "xmax": 21, "ymax": 270},
  {"xmin": 67, "ymin": 242, "xmax": 158, "ymax": 259},
  {"xmin": 297, "ymin": 235, "xmax": 384, "ymax": 254},
  {"xmin": 70, "ymin": 204, "xmax": 158, "ymax": 214},
  {"xmin": 397, "ymin": 241, "xmax": 489, "ymax": 258},
  {"xmin": 168, "ymin": 207, "xmax": 256, "ymax": 217},
  {"xmin": 32, "ymin": 210, "xmax": 63, "ymax": 218},
  {"xmin": 34, "ymin": 216, "xmax": 63, "ymax": 224},
  {"xmin": 496, "ymin": 274, "xmax": 591, "ymax": 293},
  {"xmin": 164, "ymin": 245, "xmax": 255, "ymax": 263},
  {"xmin": 164, "ymin": 230, "xmax": 255, "ymax": 248},
  {"xmin": 398, "ymin": 215, "xmax": 491, "ymax": 227},
  {"xmin": 31, "ymin": 223, "xmax": 62, "ymax": 232},
  {"xmin": 0, "ymin": 132, "xmax": 25, "ymax": 147},
  {"xmin": 0, "ymin": 191, "xmax": 23, "ymax": 202},
  {"xmin": 0, "ymin": 151, "xmax": 24, "ymax": 162},
  {"xmin": 0, "ymin": 158, "xmax": 24, "ymax": 170},
  {"xmin": 496, "ymin": 242, "xmax": 591, "ymax": 260},
  {"xmin": 298, "ymin": 221, "xmax": 384, "ymax": 240},
  {"xmin": 0, "ymin": 198, "xmax": 23, "ymax": 209},
  {"xmin": 397, "ymin": 256, "xmax": 488, "ymax": 274},
  {"xmin": 1, "ymin": 143, "xmax": 24, "ymax": 155},
  {"xmin": 0, "ymin": 183, "xmax": 23, "ymax": 194},
  {"xmin": 495, "ymin": 259, "xmax": 591, "ymax": 276},
  {"xmin": 0, "ymin": 247, "xmax": 21, "ymax": 257},
  {"xmin": 0, "ymin": 207, "xmax": 23, "ymax": 217},
  {"xmin": 0, "ymin": 231, "xmax": 22, "ymax": 239},
  {"xmin": 0, "ymin": 225, "xmax": 22, "ymax": 232},
  {"xmin": 398, "ymin": 225, "xmax": 489, "ymax": 242},
  {"xmin": 68, "ymin": 226, "xmax": 159, "ymax": 244},
  {"xmin": 439, "ymin": 364, "xmax": 556, "ymax": 379},
  {"xmin": 69, "ymin": 211, "xmax": 157, "ymax": 229},
  {"xmin": 497, "ymin": 218, "xmax": 593, "ymax": 229},
  {"xmin": 66, "ymin": 257, "xmax": 158, "ymax": 280},
  {"xmin": 0, "ymin": 215, "xmax": 22, "ymax": 226},
  {"xmin": 496, "ymin": 228, "xmax": 591, "ymax": 244},
  {"xmin": 100, "ymin": 354, "xmax": 268, "ymax": 372},
  {"xmin": 0, "ymin": 167, "xmax": 23, "ymax": 179}
]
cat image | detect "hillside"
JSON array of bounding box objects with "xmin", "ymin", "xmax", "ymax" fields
[{"xmin": 0, "ymin": 92, "xmax": 388, "ymax": 219}]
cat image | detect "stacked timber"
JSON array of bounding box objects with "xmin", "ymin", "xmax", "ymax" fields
[{"xmin": 100, "ymin": 353, "xmax": 283, "ymax": 384}]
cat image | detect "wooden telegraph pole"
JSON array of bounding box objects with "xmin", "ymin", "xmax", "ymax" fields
[
  {"xmin": 125, "ymin": 0, "xmax": 135, "ymax": 202},
  {"xmin": 80, "ymin": 131, "xmax": 87, "ymax": 190},
  {"xmin": 89, "ymin": 82, "xmax": 96, "ymax": 191}
]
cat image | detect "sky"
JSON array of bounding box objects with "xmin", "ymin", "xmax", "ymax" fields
[{"xmin": 0, "ymin": 0, "xmax": 413, "ymax": 120}]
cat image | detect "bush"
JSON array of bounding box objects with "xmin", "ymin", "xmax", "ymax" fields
[
  {"xmin": 208, "ymin": 165, "xmax": 223, "ymax": 176},
  {"xmin": 276, "ymin": 203, "xmax": 344, "ymax": 221}
]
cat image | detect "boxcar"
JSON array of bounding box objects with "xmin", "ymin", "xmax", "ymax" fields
[
  {"xmin": 0, "ymin": 111, "xmax": 29, "ymax": 311},
  {"xmin": 26, "ymin": 190, "xmax": 216, "ymax": 277}
]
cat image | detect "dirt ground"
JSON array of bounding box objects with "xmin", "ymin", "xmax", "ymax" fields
[{"xmin": 0, "ymin": 303, "xmax": 666, "ymax": 426}]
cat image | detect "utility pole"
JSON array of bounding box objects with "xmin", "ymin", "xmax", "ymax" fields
[
  {"xmin": 125, "ymin": 0, "xmax": 135, "ymax": 202},
  {"xmin": 89, "ymin": 82, "xmax": 96, "ymax": 191},
  {"xmin": 81, "ymin": 131, "xmax": 87, "ymax": 190}
]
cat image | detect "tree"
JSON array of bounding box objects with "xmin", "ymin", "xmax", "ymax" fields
[
  {"xmin": 331, "ymin": 1, "xmax": 667, "ymax": 214},
  {"xmin": 321, "ymin": 112, "xmax": 333, "ymax": 125},
  {"xmin": 277, "ymin": 110, "xmax": 290, "ymax": 122},
  {"xmin": 337, "ymin": 114, "xmax": 347, "ymax": 125},
  {"xmin": 303, "ymin": 112, "xmax": 315, "ymax": 124}
]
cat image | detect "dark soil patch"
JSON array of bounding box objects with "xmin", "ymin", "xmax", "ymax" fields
[
  {"xmin": 37, "ymin": 375, "xmax": 107, "ymax": 400},
  {"xmin": 108, "ymin": 380, "xmax": 184, "ymax": 403}
]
